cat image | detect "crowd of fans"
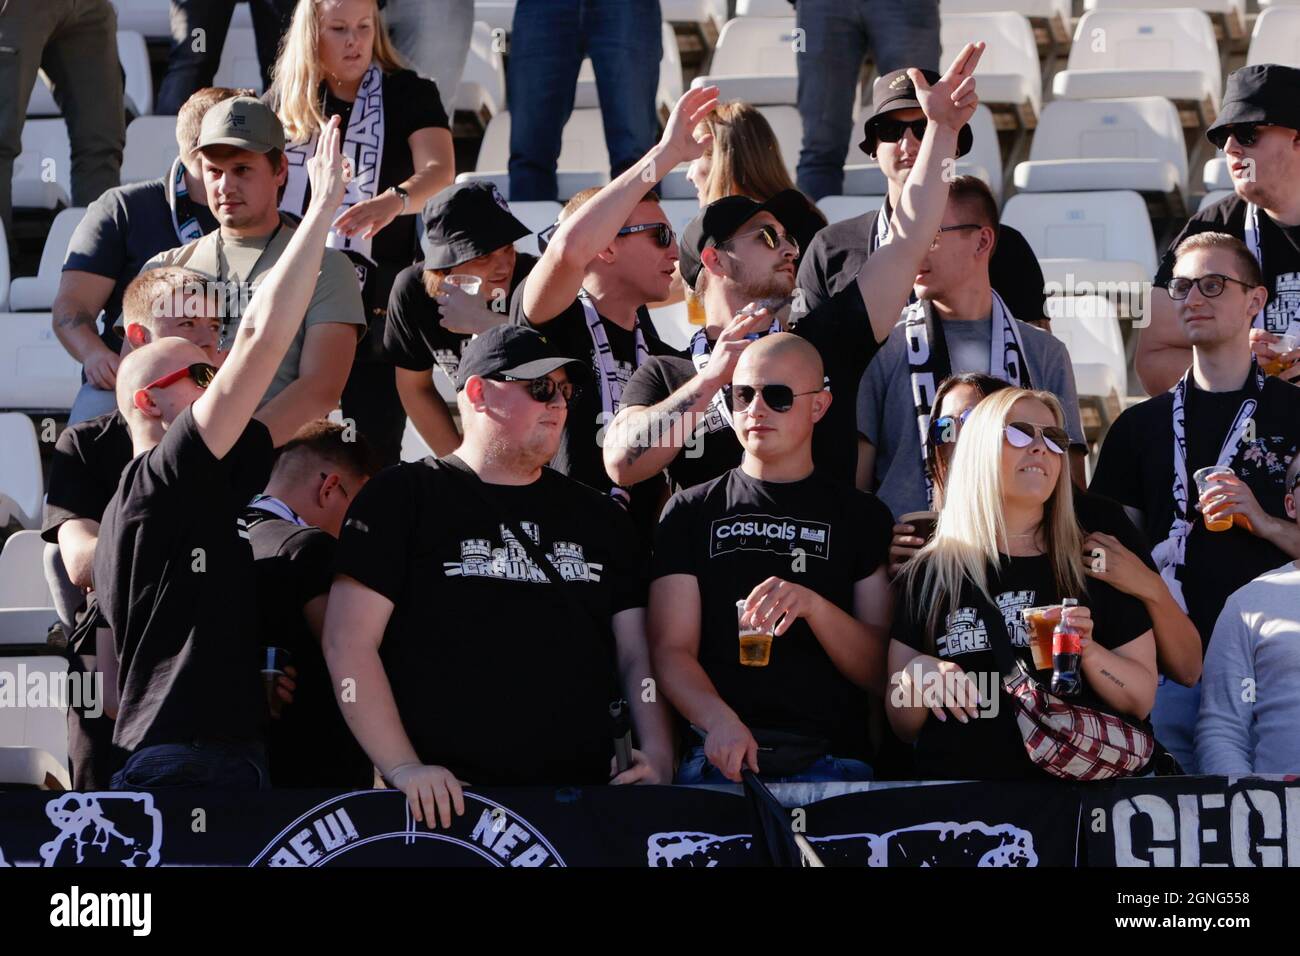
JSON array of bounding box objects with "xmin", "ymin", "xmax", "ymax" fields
[{"xmin": 7, "ymin": 0, "xmax": 1300, "ymax": 821}]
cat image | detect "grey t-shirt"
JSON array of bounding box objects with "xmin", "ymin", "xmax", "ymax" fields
[{"xmin": 857, "ymin": 314, "xmax": 1086, "ymax": 518}]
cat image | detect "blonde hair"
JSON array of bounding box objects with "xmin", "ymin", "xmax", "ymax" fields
[
  {"xmin": 904, "ymin": 388, "xmax": 1086, "ymax": 639},
  {"xmin": 268, "ymin": 0, "xmax": 407, "ymax": 145},
  {"xmin": 698, "ymin": 102, "xmax": 802, "ymax": 204}
]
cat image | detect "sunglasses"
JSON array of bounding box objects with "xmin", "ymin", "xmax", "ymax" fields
[
  {"xmin": 929, "ymin": 407, "xmax": 974, "ymax": 446},
  {"xmin": 717, "ymin": 223, "xmax": 800, "ymax": 255},
  {"xmin": 141, "ymin": 362, "xmax": 217, "ymax": 391},
  {"xmin": 874, "ymin": 117, "xmax": 928, "ymax": 145},
  {"xmin": 724, "ymin": 382, "xmax": 823, "ymax": 413},
  {"xmin": 493, "ymin": 374, "xmax": 582, "ymax": 406},
  {"xmin": 1004, "ymin": 421, "xmax": 1068, "ymax": 455},
  {"xmin": 929, "ymin": 223, "xmax": 983, "ymax": 251},
  {"xmin": 1167, "ymin": 273, "xmax": 1256, "ymax": 300},
  {"xmin": 537, "ymin": 220, "xmax": 675, "ymax": 254},
  {"xmin": 1208, "ymin": 122, "xmax": 1272, "ymax": 149}
]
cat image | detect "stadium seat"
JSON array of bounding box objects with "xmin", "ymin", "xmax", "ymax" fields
[
  {"xmin": 659, "ymin": 199, "xmax": 701, "ymax": 238},
  {"xmin": 736, "ymin": 0, "xmax": 793, "ymax": 14},
  {"xmin": 1012, "ymin": 98, "xmax": 1188, "ymax": 211},
  {"xmin": 1198, "ymin": 189, "xmax": 1233, "ymax": 212},
  {"xmin": 473, "ymin": 1, "xmax": 516, "ymax": 33},
  {"xmin": 658, "ymin": 21, "xmax": 685, "ymax": 115},
  {"xmin": 1083, "ymin": 0, "xmax": 1246, "ymax": 42},
  {"xmin": 110, "ymin": 0, "xmax": 172, "ymax": 39},
  {"xmin": 0, "ymin": 531, "xmax": 54, "ymax": 610},
  {"xmin": 941, "ymin": 13, "xmax": 1041, "ymax": 129},
  {"xmin": 648, "ymin": 300, "xmax": 693, "ymax": 352},
  {"xmin": 938, "ymin": 0, "xmax": 1072, "ymax": 47},
  {"xmin": 754, "ymin": 106, "xmax": 801, "ymax": 178},
  {"xmin": 505, "ymin": 200, "xmax": 562, "ymax": 253},
  {"xmin": 476, "ymin": 109, "xmax": 611, "ymax": 181},
  {"xmin": 213, "ymin": 27, "xmax": 262, "ymax": 94},
  {"xmin": 689, "ymin": 72, "xmax": 797, "ymax": 107},
  {"xmin": 1047, "ymin": 294, "xmax": 1127, "ymax": 427},
  {"xmin": 0, "ymin": 609, "xmax": 60, "ymax": 647},
  {"xmin": 401, "ymin": 418, "xmax": 435, "ymax": 463},
  {"xmin": 659, "ymin": 166, "xmax": 697, "ymax": 200},
  {"xmin": 0, "ymin": 654, "xmax": 70, "ymax": 783},
  {"xmin": 455, "ymin": 20, "xmax": 508, "ymax": 119},
  {"xmin": 690, "ymin": 16, "xmax": 799, "ymax": 106},
  {"xmin": 8, "ymin": 208, "xmax": 84, "ymax": 312},
  {"xmin": 455, "ymin": 168, "xmax": 606, "ymax": 203},
  {"xmin": 12, "ymin": 119, "xmax": 71, "ymax": 210},
  {"xmin": 1247, "ymin": 7, "xmax": 1300, "ymax": 67},
  {"xmin": 27, "ymin": 30, "xmax": 152, "ymax": 118},
  {"xmin": 0, "ymin": 415, "xmax": 43, "ymax": 531},
  {"xmin": 1052, "ymin": 10, "xmax": 1222, "ymax": 128},
  {"xmin": 661, "ymin": 0, "xmax": 728, "ymax": 31},
  {"xmin": 816, "ymin": 194, "xmax": 885, "ymax": 225},
  {"xmin": 122, "ymin": 116, "xmax": 180, "ymax": 185},
  {"xmin": 0, "ymin": 745, "xmax": 70, "ymax": 790},
  {"xmin": 0, "ymin": 313, "xmax": 83, "ymax": 413}
]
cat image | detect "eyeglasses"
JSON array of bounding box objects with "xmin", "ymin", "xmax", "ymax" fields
[
  {"xmin": 1208, "ymin": 122, "xmax": 1272, "ymax": 150},
  {"xmin": 320, "ymin": 472, "xmax": 349, "ymax": 498},
  {"xmin": 929, "ymin": 223, "xmax": 983, "ymax": 251},
  {"xmin": 1167, "ymin": 273, "xmax": 1256, "ymax": 300},
  {"xmin": 492, "ymin": 374, "xmax": 582, "ymax": 406},
  {"xmin": 141, "ymin": 362, "xmax": 217, "ymax": 392},
  {"xmin": 1004, "ymin": 421, "xmax": 1068, "ymax": 455},
  {"xmin": 874, "ymin": 117, "xmax": 928, "ymax": 145},
  {"xmin": 717, "ymin": 223, "xmax": 799, "ymax": 255},
  {"xmin": 929, "ymin": 407, "xmax": 974, "ymax": 447},
  {"xmin": 724, "ymin": 382, "xmax": 823, "ymax": 413},
  {"xmin": 537, "ymin": 220, "xmax": 675, "ymax": 254}
]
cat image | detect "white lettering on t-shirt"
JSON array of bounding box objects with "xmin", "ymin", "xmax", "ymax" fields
[
  {"xmin": 709, "ymin": 514, "xmax": 831, "ymax": 559},
  {"xmin": 935, "ymin": 590, "xmax": 1039, "ymax": 657},
  {"xmin": 443, "ymin": 522, "xmax": 602, "ymax": 584}
]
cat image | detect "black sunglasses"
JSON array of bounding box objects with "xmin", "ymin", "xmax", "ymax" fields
[
  {"xmin": 874, "ymin": 117, "xmax": 928, "ymax": 145},
  {"xmin": 1208, "ymin": 122, "xmax": 1272, "ymax": 149},
  {"xmin": 493, "ymin": 374, "xmax": 582, "ymax": 406},
  {"xmin": 1167, "ymin": 273, "xmax": 1256, "ymax": 300},
  {"xmin": 537, "ymin": 220, "xmax": 674, "ymax": 254},
  {"xmin": 724, "ymin": 382, "xmax": 823, "ymax": 413},
  {"xmin": 929, "ymin": 407, "xmax": 974, "ymax": 447},
  {"xmin": 717, "ymin": 223, "xmax": 799, "ymax": 255},
  {"xmin": 1004, "ymin": 421, "xmax": 1068, "ymax": 455}
]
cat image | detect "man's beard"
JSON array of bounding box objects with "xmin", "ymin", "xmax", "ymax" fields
[
  {"xmin": 737, "ymin": 265, "xmax": 795, "ymax": 305},
  {"xmin": 485, "ymin": 427, "xmax": 560, "ymax": 473}
]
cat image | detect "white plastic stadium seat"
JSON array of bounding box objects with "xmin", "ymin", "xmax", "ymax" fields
[
  {"xmin": 476, "ymin": 109, "xmax": 611, "ymax": 179},
  {"xmin": 1012, "ymin": 98, "xmax": 1188, "ymax": 204},
  {"xmin": 1248, "ymin": 7, "xmax": 1300, "ymax": 67},
  {"xmin": 9, "ymin": 208, "xmax": 85, "ymax": 312},
  {"xmin": 0, "ymin": 416, "xmax": 44, "ymax": 530},
  {"xmin": 12, "ymin": 119, "xmax": 72, "ymax": 210},
  {"xmin": 27, "ymin": 30, "xmax": 152, "ymax": 117},
  {"xmin": 454, "ymin": 169, "xmax": 605, "ymax": 202},
  {"xmin": 0, "ymin": 654, "xmax": 70, "ymax": 781},
  {"xmin": 941, "ymin": 13, "xmax": 1041, "ymax": 128},
  {"xmin": 816, "ymin": 194, "xmax": 885, "ymax": 226},
  {"xmin": 213, "ymin": 28, "xmax": 262, "ymax": 94},
  {"xmin": 1002, "ymin": 190, "xmax": 1157, "ymax": 296},
  {"xmin": 658, "ymin": 166, "xmax": 697, "ymax": 201},
  {"xmin": 736, "ymin": 0, "xmax": 793, "ymax": 15},
  {"xmin": 692, "ymin": 16, "xmax": 799, "ymax": 106},
  {"xmin": 658, "ymin": 21, "xmax": 684, "ymax": 115},
  {"xmin": 648, "ymin": 301, "xmax": 693, "ymax": 353},
  {"xmin": 0, "ymin": 608, "xmax": 60, "ymax": 647},
  {"xmin": 1083, "ymin": 0, "xmax": 1246, "ymax": 41},
  {"xmin": 0, "ymin": 746, "xmax": 70, "ymax": 789},
  {"xmin": 473, "ymin": 1, "xmax": 516, "ymax": 33},
  {"xmin": 1198, "ymin": 189, "xmax": 1233, "ymax": 213},
  {"xmin": 455, "ymin": 20, "xmax": 508, "ymax": 118},
  {"xmin": 661, "ymin": 0, "xmax": 727, "ymax": 30},
  {"xmin": 1047, "ymin": 293, "xmax": 1127, "ymax": 416},
  {"xmin": 0, "ymin": 313, "xmax": 83, "ymax": 412},
  {"xmin": 1202, "ymin": 154, "xmax": 1232, "ymax": 191},
  {"xmin": 122, "ymin": 116, "xmax": 180, "ymax": 185},
  {"xmin": 754, "ymin": 106, "xmax": 802, "ymax": 179},
  {"xmin": 1052, "ymin": 10, "xmax": 1222, "ymax": 126},
  {"xmin": 659, "ymin": 199, "xmax": 701, "ymax": 239},
  {"xmin": 0, "ymin": 531, "xmax": 55, "ymax": 610},
  {"xmin": 505, "ymin": 200, "xmax": 562, "ymax": 254}
]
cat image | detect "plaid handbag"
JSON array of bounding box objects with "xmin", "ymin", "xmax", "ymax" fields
[{"xmin": 976, "ymin": 593, "xmax": 1155, "ymax": 781}]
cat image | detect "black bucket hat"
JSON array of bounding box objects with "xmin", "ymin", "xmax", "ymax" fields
[
  {"xmin": 1207, "ymin": 64, "xmax": 1300, "ymax": 149},
  {"xmin": 858, "ymin": 67, "xmax": 973, "ymax": 159},
  {"xmin": 422, "ymin": 181, "xmax": 530, "ymax": 270}
]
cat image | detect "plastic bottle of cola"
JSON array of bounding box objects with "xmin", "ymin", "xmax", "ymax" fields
[{"xmin": 1051, "ymin": 597, "xmax": 1083, "ymax": 697}]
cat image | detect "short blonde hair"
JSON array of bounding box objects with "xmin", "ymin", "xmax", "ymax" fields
[
  {"xmin": 176, "ymin": 87, "xmax": 253, "ymax": 170},
  {"xmin": 121, "ymin": 267, "xmax": 215, "ymax": 331}
]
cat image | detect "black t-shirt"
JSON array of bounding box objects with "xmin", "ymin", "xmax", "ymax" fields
[
  {"xmin": 510, "ymin": 284, "xmax": 678, "ymax": 526},
  {"xmin": 333, "ymin": 457, "xmax": 648, "ymax": 786},
  {"xmin": 1155, "ymin": 194, "xmax": 1300, "ymax": 335},
  {"xmin": 244, "ymin": 510, "xmax": 372, "ymax": 789},
  {"xmin": 1090, "ymin": 375, "xmax": 1300, "ymax": 647},
  {"xmin": 651, "ymin": 467, "xmax": 893, "ymax": 759},
  {"xmin": 94, "ymin": 408, "xmax": 274, "ymax": 754},
  {"xmin": 42, "ymin": 412, "xmax": 134, "ymax": 543},
  {"xmin": 62, "ymin": 176, "xmax": 219, "ymax": 354},
  {"xmin": 796, "ymin": 207, "xmax": 1049, "ymax": 325},
  {"xmin": 892, "ymin": 553, "xmax": 1152, "ymax": 780},
  {"xmin": 1074, "ymin": 489, "xmax": 1157, "ymax": 572},
  {"xmin": 383, "ymin": 253, "xmax": 537, "ymax": 376}
]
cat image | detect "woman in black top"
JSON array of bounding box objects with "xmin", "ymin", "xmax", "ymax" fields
[
  {"xmin": 268, "ymin": 0, "xmax": 456, "ymax": 464},
  {"xmin": 887, "ymin": 387, "xmax": 1157, "ymax": 780}
]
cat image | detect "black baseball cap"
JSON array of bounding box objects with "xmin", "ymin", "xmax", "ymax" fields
[
  {"xmin": 678, "ymin": 189, "xmax": 811, "ymax": 289},
  {"xmin": 423, "ymin": 181, "xmax": 531, "ymax": 270},
  {"xmin": 1207, "ymin": 64, "xmax": 1300, "ymax": 148},
  {"xmin": 859, "ymin": 68, "xmax": 973, "ymax": 159},
  {"xmin": 453, "ymin": 325, "xmax": 588, "ymax": 391}
]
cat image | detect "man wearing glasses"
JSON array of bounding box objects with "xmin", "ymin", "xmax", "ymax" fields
[
  {"xmin": 324, "ymin": 325, "xmax": 673, "ymax": 828},
  {"xmin": 1092, "ymin": 231, "xmax": 1300, "ymax": 772},
  {"xmin": 94, "ymin": 117, "xmax": 351, "ymax": 791},
  {"xmin": 856, "ymin": 176, "xmax": 1086, "ymax": 521},
  {"xmin": 1139, "ymin": 64, "xmax": 1300, "ymax": 394}
]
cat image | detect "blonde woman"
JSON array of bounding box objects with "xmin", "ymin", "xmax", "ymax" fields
[
  {"xmin": 887, "ymin": 388, "xmax": 1158, "ymax": 780},
  {"xmin": 268, "ymin": 0, "xmax": 456, "ymax": 464}
]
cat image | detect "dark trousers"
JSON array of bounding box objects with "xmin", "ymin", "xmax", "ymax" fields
[
  {"xmin": 112, "ymin": 739, "xmax": 268, "ymax": 791},
  {"xmin": 342, "ymin": 361, "xmax": 406, "ymax": 469},
  {"xmin": 507, "ymin": 0, "xmax": 662, "ymax": 201},
  {"xmin": 66, "ymin": 654, "xmax": 117, "ymax": 791},
  {"xmin": 156, "ymin": 0, "xmax": 297, "ymax": 113}
]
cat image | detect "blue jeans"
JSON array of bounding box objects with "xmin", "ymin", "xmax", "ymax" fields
[
  {"xmin": 507, "ymin": 0, "xmax": 662, "ymax": 200},
  {"xmin": 68, "ymin": 379, "xmax": 118, "ymax": 425},
  {"xmin": 675, "ymin": 745, "xmax": 873, "ymax": 785},
  {"xmin": 1151, "ymin": 676, "xmax": 1201, "ymax": 775},
  {"xmin": 795, "ymin": 0, "xmax": 940, "ymax": 199},
  {"xmin": 112, "ymin": 739, "xmax": 268, "ymax": 791}
]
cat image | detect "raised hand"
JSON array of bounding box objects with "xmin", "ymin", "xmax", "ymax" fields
[
  {"xmin": 913, "ymin": 41, "xmax": 984, "ymax": 133},
  {"xmin": 308, "ymin": 114, "xmax": 350, "ymax": 215},
  {"xmin": 659, "ymin": 86, "xmax": 720, "ymax": 168}
]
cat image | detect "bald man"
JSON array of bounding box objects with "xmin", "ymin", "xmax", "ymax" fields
[
  {"xmin": 648, "ymin": 334, "xmax": 896, "ymax": 784},
  {"xmin": 93, "ymin": 119, "xmax": 350, "ymax": 790}
]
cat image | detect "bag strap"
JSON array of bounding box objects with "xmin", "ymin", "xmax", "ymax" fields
[{"xmin": 967, "ymin": 586, "xmax": 1024, "ymax": 683}]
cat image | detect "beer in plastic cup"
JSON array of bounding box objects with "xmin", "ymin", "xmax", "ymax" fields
[
  {"xmin": 1020, "ymin": 606, "xmax": 1057, "ymax": 670},
  {"xmin": 1262, "ymin": 332, "xmax": 1299, "ymax": 376},
  {"xmin": 444, "ymin": 274, "xmax": 483, "ymax": 296},
  {"xmin": 686, "ymin": 296, "xmax": 707, "ymax": 326},
  {"xmin": 1192, "ymin": 466, "xmax": 1234, "ymax": 532},
  {"xmin": 736, "ymin": 599, "xmax": 773, "ymax": 667},
  {"xmin": 899, "ymin": 510, "xmax": 938, "ymax": 543}
]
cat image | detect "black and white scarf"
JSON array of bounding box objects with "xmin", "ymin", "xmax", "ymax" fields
[
  {"xmin": 868, "ymin": 199, "xmax": 892, "ymax": 254},
  {"xmin": 580, "ymin": 290, "xmax": 649, "ymax": 507},
  {"xmin": 687, "ymin": 314, "xmax": 783, "ymax": 428},
  {"xmin": 1151, "ymin": 361, "xmax": 1266, "ymax": 612},
  {"xmin": 167, "ymin": 156, "xmax": 206, "ymax": 244},
  {"xmin": 247, "ymin": 494, "xmax": 307, "ymax": 527},
  {"xmin": 281, "ymin": 63, "xmax": 385, "ymax": 274},
  {"xmin": 905, "ymin": 291, "xmax": 1032, "ymax": 506},
  {"xmin": 1244, "ymin": 202, "xmax": 1268, "ymax": 331}
]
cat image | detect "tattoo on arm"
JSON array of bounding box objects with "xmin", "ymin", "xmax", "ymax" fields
[
  {"xmin": 1099, "ymin": 668, "xmax": 1126, "ymax": 690},
  {"xmin": 620, "ymin": 389, "xmax": 702, "ymax": 466},
  {"xmin": 54, "ymin": 307, "xmax": 100, "ymax": 332}
]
